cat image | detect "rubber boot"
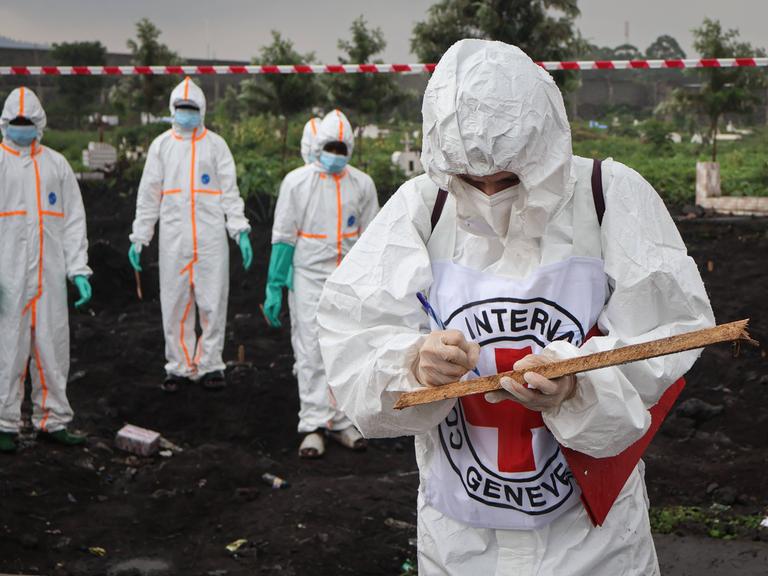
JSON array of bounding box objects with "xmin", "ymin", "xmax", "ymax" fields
[
  {"xmin": 0, "ymin": 432, "xmax": 17, "ymax": 453},
  {"xmin": 38, "ymin": 429, "xmax": 86, "ymax": 446}
]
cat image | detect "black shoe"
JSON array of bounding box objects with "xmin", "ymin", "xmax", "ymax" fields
[
  {"xmin": 161, "ymin": 374, "xmax": 190, "ymax": 393},
  {"xmin": 199, "ymin": 370, "xmax": 226, "ymax": 390}
]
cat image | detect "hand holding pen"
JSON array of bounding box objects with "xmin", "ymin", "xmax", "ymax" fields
[{"xmin": 415, "ymin": 292, "xmax": 481, "ymax": 385}]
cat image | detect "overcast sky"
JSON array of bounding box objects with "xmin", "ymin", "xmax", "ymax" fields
[{"xmin": 0, "ymin": 0, "xmax": 765, "ymax": 62}]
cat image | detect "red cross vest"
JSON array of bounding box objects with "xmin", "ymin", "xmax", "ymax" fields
[{"xmin": 421, "ymin": 160, "xmax": 685, "ymax": 529}]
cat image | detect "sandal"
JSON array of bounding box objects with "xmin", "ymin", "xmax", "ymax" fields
[
  {"xmin": 200, "ymin": 370, "xmax": 226, "ymax": 390},
  {"xmin": 161, "ymin": 374, "xmax": 189, "ymax": 393},
  {"xmin": 298, "ymin": 431, "xmax": 325, "ymax": 459},
  {"xmin": 328, "ymin": 426, "xmax": 367, "ymax": 452}
]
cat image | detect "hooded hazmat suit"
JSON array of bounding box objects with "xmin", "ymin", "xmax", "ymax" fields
[
  {"xmin": 300, "ymin": 117, "xmax": 322, "ymax": 164},
  {"xmin": 270, "ymin": 109, "xmax": 379, "ymax": 433},
  {"xmin": 317, "ymin": 40, "xmax": 714, "ymax": 574},
  {"xmin": 129, "ymin": 77, "xmax": 251, "ymax": 380},
  {"xmin": 0, "ymin": 87, "xmax": 91, "ymax": 433}
]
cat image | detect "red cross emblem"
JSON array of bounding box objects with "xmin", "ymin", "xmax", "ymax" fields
[{"xmin": 461, "ymin": 347, "xmax": 544, "ymax": 473}]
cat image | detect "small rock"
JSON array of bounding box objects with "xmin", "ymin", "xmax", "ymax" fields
[
  {"xmin": 676, "ymin": 398, "xmax": 723, "ymax": 424},
  {"xmin": 660, "ymin": 415, "xmax": 695, "ymax": 440},
  {"xmin": 151, "ymin": 488, "xmax": 176, "ymax": 500},
  {"xmin": 384, "ymin": 517, "xmax": 416, "ymax": 530},
  {"xmin": 53, "ymin": 536, "xmax": 72, "ymax": 550},
  {"xmin": 713, "ymin": 486, "xmax": 738, "ymax": 506},
  {"xmin": 68, "ymin": 370, "xmax": 87, "ymax": 384},
  {"xmin": 706, "ymin": 482, "xmax": 719, "ymax": 495},
  {"xmin": 67, "ymin": 493, "xmax": 77, "ymax": 504}
]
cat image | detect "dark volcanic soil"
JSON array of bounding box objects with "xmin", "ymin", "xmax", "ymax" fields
[{"xmin": 0, "ymin": 185, "xmax": 766, "ymax": 576}]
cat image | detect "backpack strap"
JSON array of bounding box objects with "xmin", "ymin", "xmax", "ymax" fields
[
  {"xmin": 430, "ymin": 188, "xmax": 449, "ymax": 233},
  {"xmin": 591, "ymin": 159, "xmax": 605, "ymax": 226}
]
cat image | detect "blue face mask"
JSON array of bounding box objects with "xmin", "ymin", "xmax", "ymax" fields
[
  {"xmin": 6, "ymin": 125, "xmax": 37, "ymax": 146},
  {"xmin": 174, "ymin": 109, "xmax": 201, "ymax": 130},
  {"xmin": 319, "ymin": 151, "xmax": 348, "ymax": 174}
]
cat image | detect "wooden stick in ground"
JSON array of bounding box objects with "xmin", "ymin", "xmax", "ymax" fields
[
  {"xmin": 134, "ymin": 270, "xmax": 143, "ymax": 301},
  {"xmin": 394, "ymin": 319, "xmax": 756, "ymax": 410}
]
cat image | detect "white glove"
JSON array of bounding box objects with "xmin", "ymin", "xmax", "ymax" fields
[
  {"xmin": 415, "ymin": 329, "xmax": 480, "ymax": 387},
  {"xmin": 485, "ymin": 351, "xmax": 576, "ymax": 413}
]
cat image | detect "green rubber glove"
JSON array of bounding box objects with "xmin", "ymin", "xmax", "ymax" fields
[
  {"xmin": 73, "ymin": 275, "xmax": 92, "ymax": 309},
  {"xmin": 128, "ymin": 243, "xmax": 142, "ymax": 272},
  {"xmin": 263, "ymin": 242, "xmax": 295, "ymax": 328},
  {"xmin": 239, "ymin": 232, "xmax": 253, "ymax": 271}
]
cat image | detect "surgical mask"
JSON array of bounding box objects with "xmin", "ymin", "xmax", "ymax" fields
[
  {"xmin": 174, "ymin": 109, "xmax": 201, "ymax": 130},
  {"xmin": 452, "ymin": 177, "xmax": 519, "ymax": 238},
  {"xmin": 6, "ymin": 125, "xmax": 37, "ymax": 147},
  {"xmin": 319, "ymin": 151, "xmax": 348, "ymax": 174}
]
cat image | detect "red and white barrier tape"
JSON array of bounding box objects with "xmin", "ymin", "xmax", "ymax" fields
[{"xmin": 1, "ymin": 58, "xmax": 767, "ymax": 76}]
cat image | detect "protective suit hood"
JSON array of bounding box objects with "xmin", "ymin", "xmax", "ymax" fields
[
  {"xmin": 312, "ymin": 109, "xmax": 354, "ymax": 160},
  {"xmin": 300, "ymin": 117, "xmax": 322, "ymax": 164},
  {"xmin": 169, "ymin": 77, "xmax": 207, "ymax": 123},
  {"xmin": 421, "ymin": 39, "xmax": 574, "ymax": 237},
  {"xmin": 1, "ymin": 87, "xmax": 46, "ymax": 142}
]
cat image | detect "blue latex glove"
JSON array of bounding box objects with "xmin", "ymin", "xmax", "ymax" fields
[
  {"xmin": 128, "ymin": 243, "xmax": 142, "ymax": 272},
  {"xmin": 263, "ymin": 242, "xmax": 295, "ymax": 327},
  {"xmin": 239, "ymin": 232, "xmax": 253, "ymax": 271},
  {"xmin": 73, "ymin": 275, "xmax": 92, "ymax": 309}
]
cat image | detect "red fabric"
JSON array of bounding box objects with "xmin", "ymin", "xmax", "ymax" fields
[{"xmin": 562, "ymin": 326, "xmax": 685, "ymax": 526}]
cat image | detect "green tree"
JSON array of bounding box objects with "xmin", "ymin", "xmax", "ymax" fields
[
  {"xmin": 50, "ymin": 41, "xmax": 107, "ymax": 128},
  {"xmin": 645, "ymin": 35, "xmax": 686, "ymax": 60},
  {"xmin": 327, "ymin": 16, "xmax": 403, "ymax": 166},
  {"xmin": 411, "ymin": 0, "xmax": 580, "ymax": 69},
  {"xmin": 110, "ymin": 18, "xmax": 180, "ymax": 118},
  {"xmin": 674, "ymin": 18, "xmax": 766, "ymax": 161},
  {"xmin": 240, "ymin": 31, "xmax": 323, "ymax": 163}
]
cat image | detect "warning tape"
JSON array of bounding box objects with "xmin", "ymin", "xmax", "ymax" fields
[{"xmin": 1, "ymin": 58, "xmax": 767, "ymax": 76}]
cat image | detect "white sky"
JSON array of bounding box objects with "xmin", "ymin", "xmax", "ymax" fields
[{"xmin": 0, "ymin": 0, "xmax": 764, "ymax": 62}]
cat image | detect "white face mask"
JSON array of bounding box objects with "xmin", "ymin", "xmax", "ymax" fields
[{"xmin": 450, "ymin": 177, "xmax": 520, "ymax": 238}]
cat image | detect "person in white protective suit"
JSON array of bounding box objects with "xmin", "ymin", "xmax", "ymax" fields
[
  {"xmin": 300, "ymin": 116, "xmax": 322, "ymax": 164},
  {"xmin": 264, "ymin": 109, "xmax": 379, "ymax": 458},
  {"xmin": 317, "ymin": 40, "xmax": 714, "ymax": 575},
  {"xmin": 129, "ymin": 77, "xmax": 253, "ymax": 393},
  {"xmin": 0, "ymin": 87, "xmax": 93, "ymax": 453}
]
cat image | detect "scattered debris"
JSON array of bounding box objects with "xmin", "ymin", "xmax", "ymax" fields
[
  {"xmin": 384, "ymin": 517, "xmax": 416, "ymax": 531},
  {"xmin": 89, "ymin": 546, "xmax": 107, "ymax": 557},
  {"xmin": 158, "ymin": 436, "xmax": 184, "ymax": 454},
  {"xmin": 158, "ymin": 450, "xmax": 173, "ymax": 458},
  {"xmin": 760, "ymin": 517, "xmax": 768, "ymax": 529},
  {"xmin": 261, "ymin": 473, "xmax": 289, "ymax": 490},
  {"xmin": 225, "ymin": 539, "xmax": 247, "ymax": 553},
  {"xmin": 115, "ymin": 424, "xmax": 160, "ymax": 456},
  {"xmin": 676, "ymin": 398, "xmax": 724, "ymax": 424}
]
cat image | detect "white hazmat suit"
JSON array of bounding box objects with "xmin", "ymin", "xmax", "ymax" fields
[
  {"xmin": 318, "ymin": 40, "xmax": 714, "ymax": 574},
  {"xmin": 300, "ymin": 117, "xmax": 322, "ymax": 164},
  {"xmin": 0, "ymin": 87, "xmax": 91, "ymax": 433},
  {"xmin": 130, "ymin": 77, "xmax": 251, "ymax": 380},
  {"xmin": 272, "ymin": 110, "xmax": 379, "ymax": 433}
]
